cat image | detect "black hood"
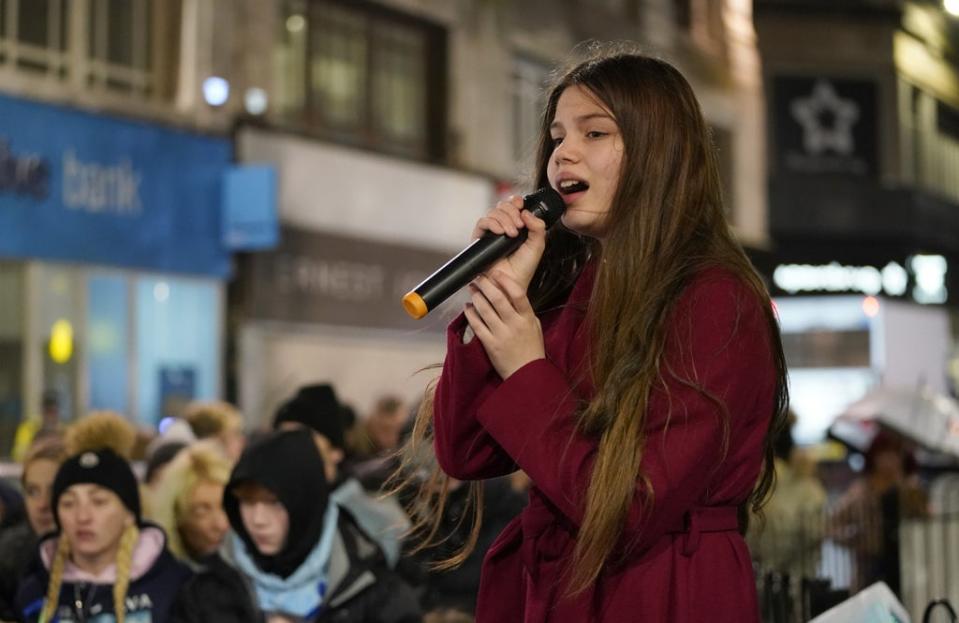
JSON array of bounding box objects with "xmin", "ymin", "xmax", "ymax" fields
[{"xmin": 223, "ymin": 428, "xmax": 330, "ymax": 578}]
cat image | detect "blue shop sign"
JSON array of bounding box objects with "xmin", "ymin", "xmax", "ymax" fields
[{"xmin": 0, "ymin": 93, "xmax": 232, "ymax": 276}]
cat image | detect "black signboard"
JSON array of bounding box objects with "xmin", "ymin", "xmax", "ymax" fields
[
  {"xmin": 236, "ymin": 227, "xmax": 459, "ymax": 334},
  {"xmin": 773, "ymin": 75, "xmax": 878, "ymax": 177}
]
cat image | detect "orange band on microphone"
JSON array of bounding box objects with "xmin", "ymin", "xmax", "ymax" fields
[{"xmin": 402, "ymin": 292, "xmax": 428, "ymax": 319}]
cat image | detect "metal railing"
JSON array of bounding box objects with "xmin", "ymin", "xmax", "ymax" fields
[{"xmin": 751, "ymin": 494, "xmax": 957, "ymax": 622}]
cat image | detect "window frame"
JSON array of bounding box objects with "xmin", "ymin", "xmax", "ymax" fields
[
  {"xmin": 277, "ymin": 0, "xmax": 448, "ymax": 162},
  {"xmin": 0, "ymin": 0, "xmax": 176, "ymax": 102}
]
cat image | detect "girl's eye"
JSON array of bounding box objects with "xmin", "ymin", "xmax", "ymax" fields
[
  {"xmin": 550, "ymin": 136, "xmax": 564, "ymax": 147},
  {"xmin": 586, "ymin": 131, "xmax": 607, "ymax": 139}
]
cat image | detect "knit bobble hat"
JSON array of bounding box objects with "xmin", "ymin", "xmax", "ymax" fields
[{"xmin": 52, "ymin": 447, "xmax": 142, "ymax": 527}]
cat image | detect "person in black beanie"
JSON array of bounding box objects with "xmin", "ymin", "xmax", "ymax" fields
[
  {"xmin": 273, "ymin": 384, "xmax": 411, "ymax": 570},
  {"xmin": 274, "ymin": 384, "xmax": 348, "ymax": 483},
  {"xmin": 220, "ymin": 428, "xmax": 421, "ymax": 623},
  {"xmin": 15, "ymin": 447, "xmax": 191, "ymax": 623}
]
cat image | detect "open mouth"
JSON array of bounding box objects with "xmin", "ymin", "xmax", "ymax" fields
[{"xmin": 558, "ymin": 179, "xmax": 589, "ymax": 195}]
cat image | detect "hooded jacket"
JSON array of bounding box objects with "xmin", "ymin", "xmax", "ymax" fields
[
  {"xmin": 223, "ymin": 428, "xmax": 330, "ymax": 580},
  {"xmin": 15, "ymin": 523, "xmax": 192, "ymax": 623},
  {"xmin": 222, "ymin": 429, "xmax": 421, "ymax": 623}
]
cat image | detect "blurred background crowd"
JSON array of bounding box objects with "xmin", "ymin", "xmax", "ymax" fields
[
  {"xmin": 0, "ymin": 386, "xmax": 528, "ymax": 622},
  {"xmin": 3, "ymin": 0, "xmax": 959, "ymax": 621}
]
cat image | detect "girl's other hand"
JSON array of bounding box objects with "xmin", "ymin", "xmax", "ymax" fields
[{"xmin": 464, "ymin": 270, "xmax": 545, "ymax": 379}]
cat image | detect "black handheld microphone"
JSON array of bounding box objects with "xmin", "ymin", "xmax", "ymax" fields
[{"xmin": 402, "ymin": 187, "xmax": 566, "ymax": 319}]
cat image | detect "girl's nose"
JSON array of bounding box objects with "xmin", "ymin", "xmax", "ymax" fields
[{"xmin": 553, "ymin": 139, "xmax": 580, "ymax": 165}]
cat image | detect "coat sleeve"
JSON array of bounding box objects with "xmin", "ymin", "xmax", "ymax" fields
[
  {"xmin": 432, "ymin": 314, "xmax": 520, "ymax": 480},
  {"xmin": 475, "ymin": 275, "xmax": 776, "ymax": 553}
]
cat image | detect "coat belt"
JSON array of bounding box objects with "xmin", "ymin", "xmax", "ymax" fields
[{"xmin": 668, "ymin": 505, "xmax": 740, "ymax": 556}]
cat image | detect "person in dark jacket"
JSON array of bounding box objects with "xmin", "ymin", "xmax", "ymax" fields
[
  {"xmin": 273, "ymin": 384, "xmax": 411, "ymax": 570},
  {"xmin": 221, "ymin": 428, "xmax": 421, "ymax": 623},
  {"xmin": 0, "ymin": 437, "xmax": 68, "ymax": 621},
  {"xmin": 15, "ymin": 447, "xmax": 191, "ymax": 623}
]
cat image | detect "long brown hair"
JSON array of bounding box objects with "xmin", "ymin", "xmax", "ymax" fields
[{"xmin": 391, "ymin": 48, "xmax": 789, "ymax": 595}]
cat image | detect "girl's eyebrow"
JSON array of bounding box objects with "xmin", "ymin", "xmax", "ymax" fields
[{"xmin": 550, "ymin": 113, "xmax": 616, "ymax": 132}]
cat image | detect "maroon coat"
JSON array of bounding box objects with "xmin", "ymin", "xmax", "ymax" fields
[{"xmin": 433, "ymin": 261, "xmax": 777, "ymax": 623}]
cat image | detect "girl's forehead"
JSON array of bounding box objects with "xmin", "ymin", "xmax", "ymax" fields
[{"xmin": 552, "ymin": 86, "xmax": 615, "ymax": 122}]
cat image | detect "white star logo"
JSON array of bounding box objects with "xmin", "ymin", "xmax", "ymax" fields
[{"xmin": 790, "ymin": 80, "xmax": 860, "ymax": 156}]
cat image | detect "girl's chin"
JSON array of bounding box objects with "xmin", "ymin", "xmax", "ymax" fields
[{"xmin": 560, "ymin": 213, "xmax": 607, "ymax": 239}]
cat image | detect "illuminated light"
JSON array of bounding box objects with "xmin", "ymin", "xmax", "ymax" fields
[
  {"xmin": 881, "ymin": 262, "xmax": 908, "ymax": 296},
  {"xmin": 244, "ymin": 88, "xmax": 268, "ymax": 115},
  {"xmin": 202, "ymin": 76, "xmax": 230, "ymax": 107},
  {"xmin": 773, "ymin": 262, "xmax": 883, "ymax": 296},
  {"xmin": 862, "ymin": 296, "xmax": 880, "ymax": 318},
  {"xmin": 49, "ymin": 319, "xmax": 74, "ymax": 364},
  {"xmin": 154, "ymin": 282, "xmax": 170, "ymax": 303},
  {"xmin": 286, "ymin": 14, "xmax": 306, "ymax": 32},
  {"xmin": 946, "ymin": 0, "xmax": 959, "ymax": 17},
  {"xmin": 158, "ymin": 417, "xmax": 176, "ymax": 435},
  {"xmin": 911, "ymin": 254, "xmax": 948, "ymax": 304}
]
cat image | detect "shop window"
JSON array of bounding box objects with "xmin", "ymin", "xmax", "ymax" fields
[
  {"xmin": 136, "ymin": 276, "xmax": 220, "ymax": 425},
  {"xmin": 2, "ymin": 265, "xmax": 222, "ymax": 435},
  {"xmin": 37, "ymin": 264, "xmax": 82, "ymax": 425},
  {"xmin": 87, "ymin": 273, "xmax": 129, "ymax": 414},
  {"xmin": 512, "ymin": 55, "xmax": 550, "ymax": 165},
  {"xmin": 274, "ymin": 0, "xmax": 447, "ymax": 161}
]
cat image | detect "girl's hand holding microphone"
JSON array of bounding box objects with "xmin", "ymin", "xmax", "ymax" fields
[{"xmin": 465, "ymin": 195, "xmax": 548, "ymax": 381}]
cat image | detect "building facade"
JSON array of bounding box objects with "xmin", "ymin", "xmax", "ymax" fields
[
  {"xmin": 0, "ymin": 0, "xmax": 772, "ymax": 438},
  {"xmin": 0, "ymin": 0, "xmax": 240, "ymax": 451},
  {"xmin": 753, "ymin": 0, "xmax": 959, "ymax": 448},
  {"xmin": 223, "ymin": 0, "xmax": 770, "ymax": 422}
]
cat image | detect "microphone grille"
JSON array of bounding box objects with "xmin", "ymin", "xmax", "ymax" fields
[{"xmin": 523, "ymin": 187, "xmax": 566, "ymax": 228}]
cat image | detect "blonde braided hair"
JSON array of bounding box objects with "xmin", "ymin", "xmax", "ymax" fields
[
  {"xmin": 39, "ymin": 534, "xmax": 70, "ymax": 623},
  {"xmin": 113, "ymin": 523, "xmax": 139, "ymax": 623},
  {"xmin": 39, "ymin": 524, "xmax": 140, "ymax": 623}
]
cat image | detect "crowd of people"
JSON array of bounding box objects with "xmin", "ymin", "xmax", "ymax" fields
[
  {"xmin": 747, "ymin": 414, "xmax": 932, "ymax": 621},
  {"xmin": 0, "ymin": 384, "xmax": 529, "ymax": 623}
]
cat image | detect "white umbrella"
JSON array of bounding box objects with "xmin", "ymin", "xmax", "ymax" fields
[{"xmin": 830, "ymin": 386, "xmax": 959, "ymax": 459}]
